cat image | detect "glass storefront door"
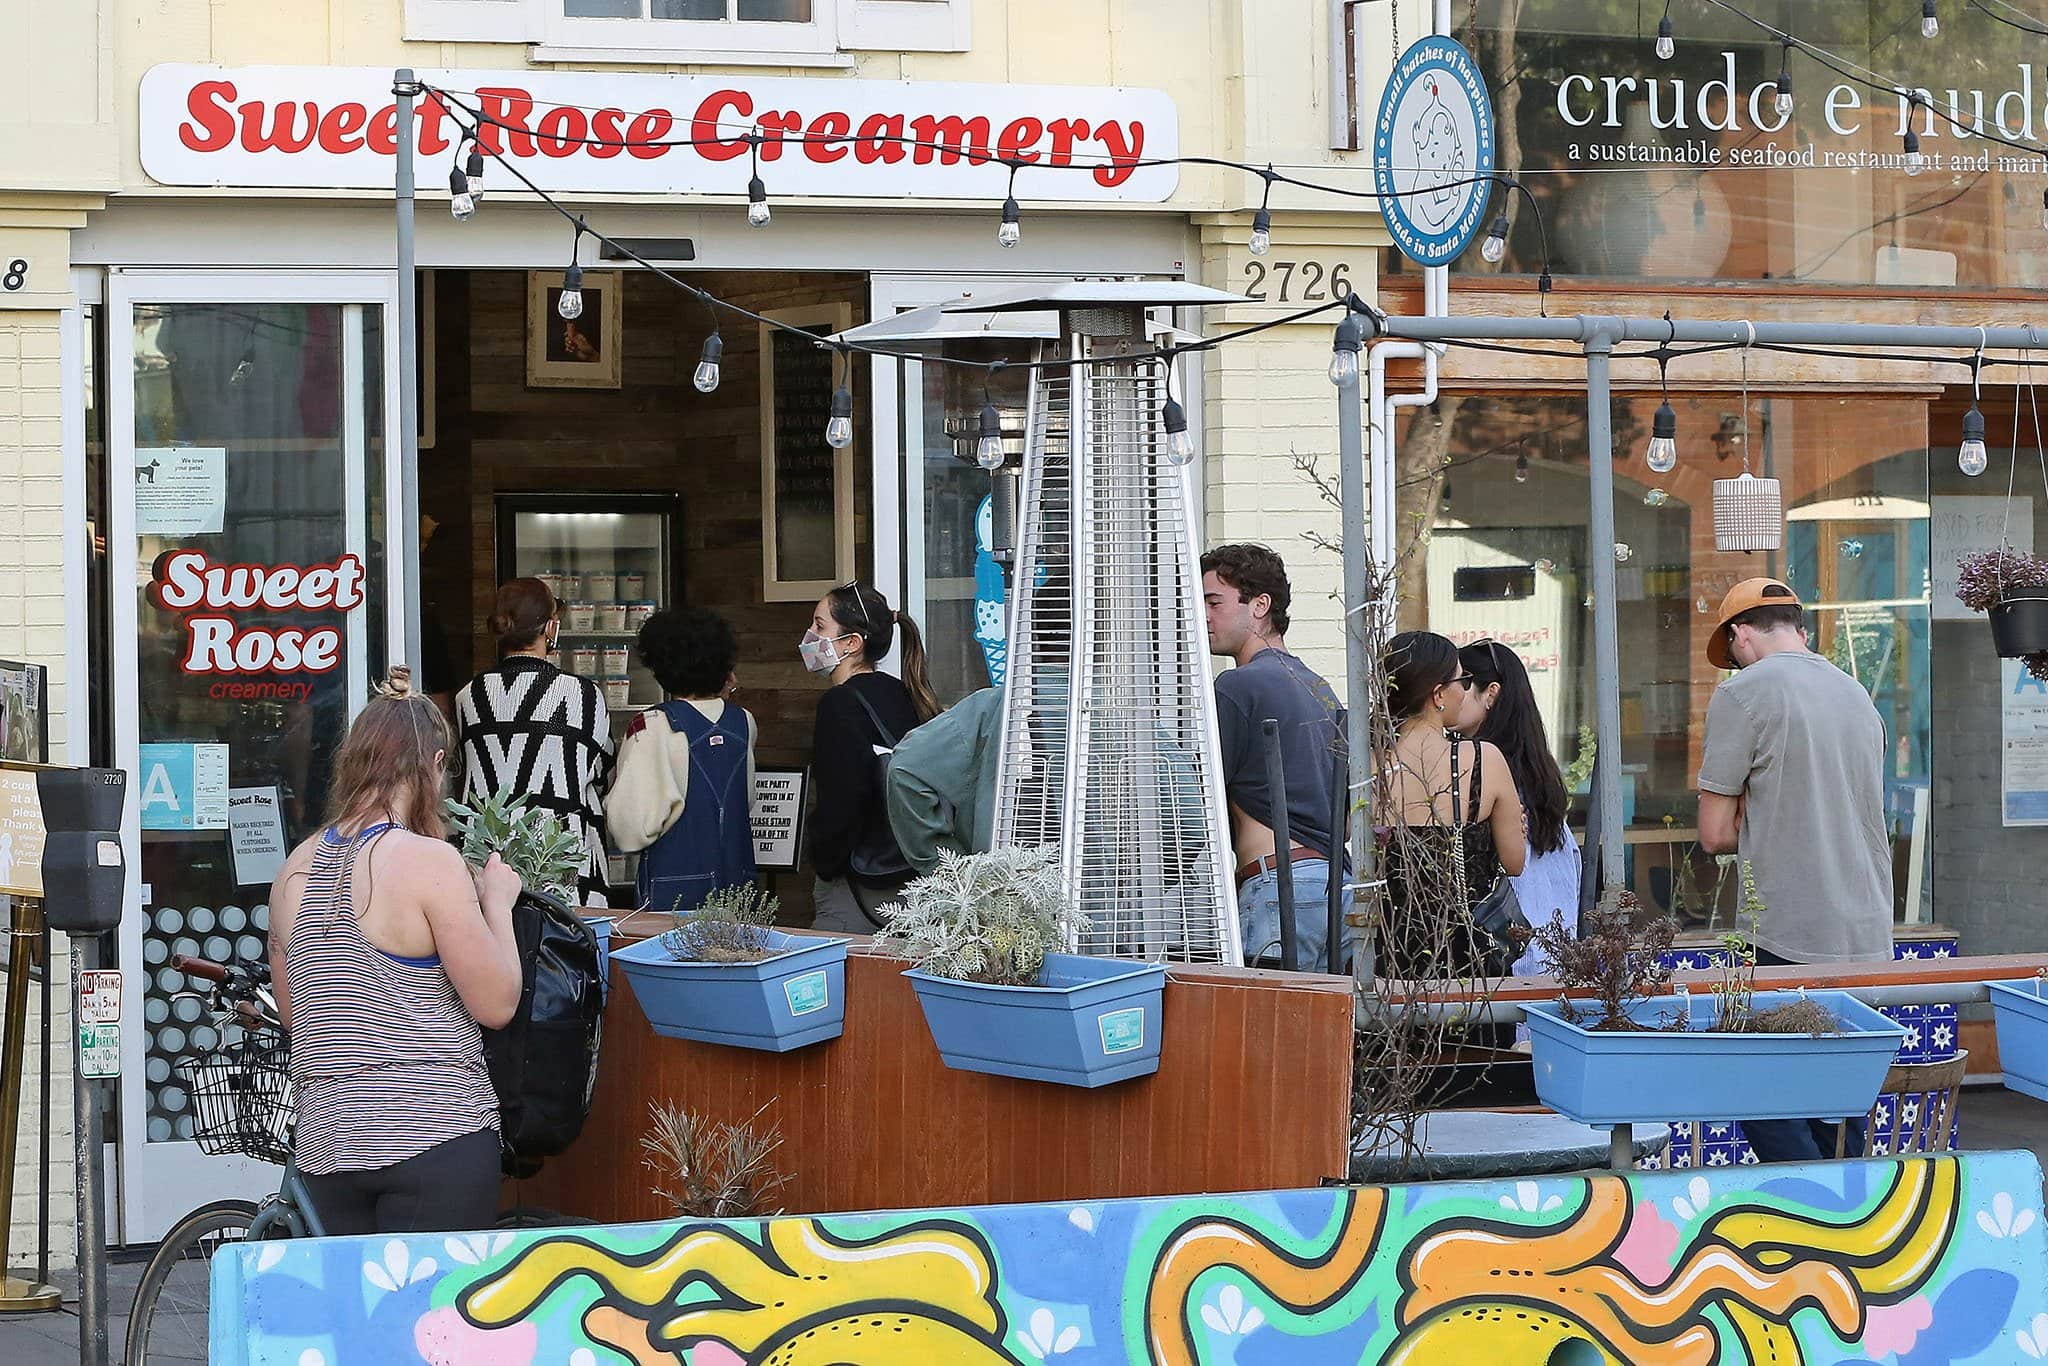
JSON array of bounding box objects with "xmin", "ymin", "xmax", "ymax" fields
[{"xmin": 106, "ymin": 271, "xmax": 402, "ymax": 1240}]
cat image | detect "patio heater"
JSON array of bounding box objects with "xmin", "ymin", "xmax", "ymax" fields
[{"xmin": 934, "ymin": 282, "xmax": 1247, "ymax": 964}]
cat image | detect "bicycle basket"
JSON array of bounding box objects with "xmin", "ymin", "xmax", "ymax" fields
[{"xmin": 184, "ymin": 1035, "xmax": 295, "ymax": 1164}]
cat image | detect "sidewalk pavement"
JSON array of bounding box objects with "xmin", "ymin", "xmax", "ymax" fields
[{"xmin": 3, "ymin": 1088, "xmax": 2044, "ymax": 1364}]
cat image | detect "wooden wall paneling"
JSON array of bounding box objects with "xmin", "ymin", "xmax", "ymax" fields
[{"xmin": 509, "ymin": 940, "xmax": 1355, "ymax": 1222}]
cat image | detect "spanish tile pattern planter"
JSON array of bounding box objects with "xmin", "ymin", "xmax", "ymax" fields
[
  {"xmin": 611, "ymin": 930, "xmax": 847, "ymax": 1053},
  {"xmin": 1643, "ymin": 934, "xmax": 1962, "ymax": 1169},
  {"xmin": 212, "ymin": 1154, "xmax": 2046, "ymax": 1366}
]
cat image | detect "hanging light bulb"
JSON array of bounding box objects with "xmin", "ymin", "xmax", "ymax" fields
[
  {"xmin": 447, "ymin": 165, "xmax": 475, "ymax": 221},
  {"xmin": 1656, "ymin": 10, "xmax": 1676, "ymax": 59},
  {"xmin": 997, "ymin": 195, "xmax": 1021, "ymax": 249},
  {"xmin": 1514, "ymin": 452, "xmax": 1530, "ymax": 483},
  {"xmin": 1922, "ymin": 0, "xmax": 1939, "ymax": 38},
  {"xmin": 1774, "ymin": 41, "xmax": 1794, "ymax": 117},
  {"xmin": 1647, "ymin": 400, "xmax": 1679, "ymax": 473},
  {"xmin": 1959, "ymin": 403, "xmax": 1989, "ymax": 476},
  {"xmin": 1329, "ymin": 311, "xmax": 1363, "ymax": 386},
  {"xmin": 825, "ymin": 377, "xmax": 854, "ymax": 449},
  {"xmin": 747, "ymin": 174, "xmax": 771, "ymax": 227},
  {"xmin": 1903, "ymin": 128, "xmax": 1926, "ymax": 176},
  {"xmin": 693, "ymin": 330, "xmax": 723, "ymax": 394},
  {"xmin": 1480, "ymin": 211, "xmax": 1510, "ymax": 263},
  {"xmin": 976, "ymin": 399, "xmax": 1005, "ymax": 470},
  {"xmin": 1249, "ymin": 205, "xmax": 1272, "ymax": 257},
  {"xmin": 557, "ymin": 262, "xmax": 584, "ymax": 321},
  {"xmin": 1160, "ymin": 394, "xmax": 1197, "ymax": 467},
  {"xmin": 464, "ymin": 143, "xmax": 487, "ymax": 203}
]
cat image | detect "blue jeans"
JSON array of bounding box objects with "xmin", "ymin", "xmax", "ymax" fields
[{"xmin": 1238, "ymin": 858, "xmax": 1351, "ymax": 973}]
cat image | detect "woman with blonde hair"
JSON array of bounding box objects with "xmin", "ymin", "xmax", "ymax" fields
[{"xmin": 267, "ymin": 667, "xmax": 523, "ymax": 1234}]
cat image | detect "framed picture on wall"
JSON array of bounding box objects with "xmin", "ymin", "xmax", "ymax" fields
[
  {"xmin": 526, "ymin": 269, "xmax": 623, "ymax": 389},
  {"xmin": 760, "ymin": 302, "xmax": 856, "ymax": 602}
]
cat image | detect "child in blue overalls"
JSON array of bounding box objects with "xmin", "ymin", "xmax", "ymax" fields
[{"xmin": 606, "ymin": 607, "xmax": 758, "ymax": 913}]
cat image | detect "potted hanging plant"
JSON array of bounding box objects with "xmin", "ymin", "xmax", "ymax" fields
[
  {"xmin": 1955, "ymin": 545, "xmax": 2048, "ymax": 676},
  {"xmin": 611, "ymin": 886, "xmax": 848, "ymax": 1053},
  {"xmin": 1519, "ymin": 878, "xmax": 1903, "ymax": 1128},
  {"xmin": 882, "ymin": 847, "xmax": 1166, "ymax": 1089}
]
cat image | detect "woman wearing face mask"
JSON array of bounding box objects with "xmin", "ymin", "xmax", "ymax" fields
[
  {"xmin": 1455, "ymin": 639, "xmax": 1580, "ymax": 982},
  {"xmin": 802, "ymin": 583, "xmax": 941, "ymax": 932}
]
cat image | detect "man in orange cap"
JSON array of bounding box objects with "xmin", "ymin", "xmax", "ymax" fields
[{"xmin": 1697, "ymin": 577, "xmax": 1893, "ymax": 1163}]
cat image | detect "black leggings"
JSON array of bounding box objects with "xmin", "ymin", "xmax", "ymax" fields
[{"xmin": 300, "ymin": 1128, "xmax": 501, "ymax": 1236}]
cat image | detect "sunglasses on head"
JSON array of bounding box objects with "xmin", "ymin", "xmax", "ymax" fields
[{"xmin": 835, "ymin": 580, "xmax": 874, "ymax": 632}]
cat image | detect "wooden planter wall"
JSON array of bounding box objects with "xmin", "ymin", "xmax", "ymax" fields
[{"xmin": 510, "ymin": 939, "xmax": 1355, "ymax": 1222}]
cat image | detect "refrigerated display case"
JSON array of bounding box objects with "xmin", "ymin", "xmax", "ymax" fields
[{"xmin": 496, "ymin": 493, "xmax": 684, "ymax": 895}]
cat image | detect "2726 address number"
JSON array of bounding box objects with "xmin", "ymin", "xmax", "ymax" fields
[{"xmin": 1242, "ymin": 260, "xmax": 1353, "ymax": 304}]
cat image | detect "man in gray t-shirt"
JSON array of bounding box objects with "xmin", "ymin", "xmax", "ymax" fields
[{"xmin": 1697, "ymin": 577, "xmax": 1893, "ymax": 1162}]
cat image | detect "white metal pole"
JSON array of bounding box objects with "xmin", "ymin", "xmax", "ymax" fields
[{"xmin": 1583, "ymin": 331, "xmax": 1626, "ymax": 892}]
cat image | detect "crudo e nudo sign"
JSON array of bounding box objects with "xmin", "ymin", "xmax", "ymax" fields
[{"xmin": 150, "ymin": 550, "xmax": 364, "ymax": 690}]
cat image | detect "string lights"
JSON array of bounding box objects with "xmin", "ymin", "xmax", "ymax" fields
[
  {"xmin": 557, "ymin": 218, "xmax": 587, "ymax": 320},
  {"xmin": 1160, "ymin": 354, "xmax": 1197, "ymax": 467},
  {"xmin": 1923, "ymin": 0, "xmax": 1941, "ymax": 37},
  {"xmin": 825, "ymin": 350, "xmax": 855, "ymax": 450},
  {"xmin": 1773, "ymin": 38, "xmax": 1794, "ymax": 117},
  {"xmin": 1250, "ymin": 166, "xmax": 1276, "ymax": 257},
  {"xmin": 1655, "ymin": 0, "xmax": 1676, "ymax": 58},
  {"xmin": 746, "ymin": 132, "xmax": 771, "ymax": 228},
  {"xmin": 998, "ymin": 162, "xmax": 1022, "ymax": 250},
  {"xmin": 447, "ymin": 163, "xmax": 475, "ymax": 221},
  {"xmin": 694, "ymin": 329, "xmax": 723, "ymax": 394},
  {"xmin": 1961, "ymin": 336, "xmax": 1990, "ymax": 476}
]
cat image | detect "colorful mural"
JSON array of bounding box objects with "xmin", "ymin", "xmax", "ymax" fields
[{"xmin": 212, "ymin": 1154, "xmax": 2045, "ymax": 1365}]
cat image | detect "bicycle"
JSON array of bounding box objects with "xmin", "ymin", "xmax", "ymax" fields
[{"xmin": 125, "ymin": 954, "xmax": 587, "ymax": 1365}]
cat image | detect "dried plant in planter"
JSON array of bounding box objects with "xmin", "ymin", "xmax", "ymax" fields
[
  {"xmin": 641, "ymin": 1100, "xmax": 790, "ymax": 1220},
  {"xmin": 660, "ymin": 885, "xmax": 780, "ymax": 964},
  {"xmin": 446, "ymin": 785, "xmax": 585, "ymax": 903},
  {"xmin": 1530, "ymin": 890, "xmax": 1679, "ymax": 1031},
  {"xmin": 1712, "ymin": 864, "xmax": 1837, "ymax": 1037},
  {"xmin": 880, "ymin": 846, "xmax": 1084, "ymax": 986}
]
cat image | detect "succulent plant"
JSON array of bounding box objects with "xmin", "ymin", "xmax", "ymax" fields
[
  {"xmin": 1953, "ymin": 546, "xmax": 2048, "ymax": 614},
  {"xmin": 878, "ymin": 846, "xmax": 1085, "ymax": 986},
  {"xmin": 445, "ymin": 785, "xmax": 584, "ymax": 903}
]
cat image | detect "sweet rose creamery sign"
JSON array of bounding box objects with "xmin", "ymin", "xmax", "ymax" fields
[{"xmin": 138, "ymin": 66, "xmax": 1179, "ymax": 201}]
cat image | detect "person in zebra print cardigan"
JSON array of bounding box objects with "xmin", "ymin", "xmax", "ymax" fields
[{"xmin": 454, "ymin": 578, "xmax": 616, "ymax": 903}]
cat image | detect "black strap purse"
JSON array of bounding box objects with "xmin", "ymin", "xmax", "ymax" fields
[{"xmin": 1451, "ymin": 738, "xmax": 1530, "ymax": 978}]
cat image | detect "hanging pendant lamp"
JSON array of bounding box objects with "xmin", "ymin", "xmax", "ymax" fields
[{"xmin": 1713, "ymin": 324, "xmax": 1783, "ymax": 552}]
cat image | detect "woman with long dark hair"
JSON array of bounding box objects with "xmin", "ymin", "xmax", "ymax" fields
[
  {"xmin": 454, "ymin": 578, "xmax": 614, "ymax": 903},
  {"xmin": 803, "ymin": 582, "xmax": 941, "ymax": 932},
  {"xmin": 1379, "ymin": 631, "xmax": 1526, "ymax": 978},
  {"xmin": 1455, "ymin": 639, "xmax": 1581, "ymax": 975},
  {"xmin": 267, "ymin": 668, "xmax": 523, "ymax": 1234}
]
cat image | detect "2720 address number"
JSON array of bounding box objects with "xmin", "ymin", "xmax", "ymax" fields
[{"xmin": 1242, "ymin": 260, "xmax": 1353, "ymax": 304}]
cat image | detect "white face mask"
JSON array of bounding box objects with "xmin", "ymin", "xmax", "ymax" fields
[{"xmin": 799, "ymin": 629, "xmax": 845, "ymax": 675}]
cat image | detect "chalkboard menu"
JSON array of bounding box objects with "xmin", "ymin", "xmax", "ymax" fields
[{"xmin": 769, "ymin": 323, "xmax": 840, "ymax": 586}]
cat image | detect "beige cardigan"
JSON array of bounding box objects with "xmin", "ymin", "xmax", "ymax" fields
[{"xmin": 605, "ymin": 699, "xmax": 758, "ymax": 853}]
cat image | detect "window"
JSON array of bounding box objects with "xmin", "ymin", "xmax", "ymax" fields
[{"xmin": 404, "ymin": 0, "xmax": 968, "ymax": 60}]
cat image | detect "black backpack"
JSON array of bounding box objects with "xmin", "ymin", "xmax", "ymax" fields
[{"xmin": 482, "ymin": 888, "xmax": 605, "ymax": 1175}]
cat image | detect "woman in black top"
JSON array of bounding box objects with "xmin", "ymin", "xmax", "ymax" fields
[
  {"xmin": 802, "ymin": 583, "xmax": 941, "ymax": 931},
  {"xmin": 454, "ymin": 578, "xmax": 615, "ymax": 903}
]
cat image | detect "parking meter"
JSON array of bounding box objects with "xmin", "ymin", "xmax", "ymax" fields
[{"xmin": 33, "ymin": 767, "xmax": 125, "ymax": 933}]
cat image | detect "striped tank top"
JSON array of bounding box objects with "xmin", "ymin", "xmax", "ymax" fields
[{"xmin": 285, "ymin": 823, "xmax": 500, "ymax": 1175}]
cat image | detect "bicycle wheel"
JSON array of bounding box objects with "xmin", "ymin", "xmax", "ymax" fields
[{"xmin": 126, "ymin": 1198, "xmax": 259, "ymax": 1366}]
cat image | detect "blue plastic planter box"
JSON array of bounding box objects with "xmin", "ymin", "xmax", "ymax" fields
[
  {"xmin": 904, "ymin": 953, "xmax": 1166, "ymax": 1088},
  {"xmin": 1986, "ymin": 979, "xmax": 2048, "ymax": 1102},
  {"xmin": 611, "ymin": 930, "xmax": 846, "ymax": 1053},
  {"xmin": 1522, "ymin": 990, "xmax": 1905, "ymax": 1128}
]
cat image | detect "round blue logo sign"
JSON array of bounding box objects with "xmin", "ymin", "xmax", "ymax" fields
[{"xmin": 1373, "ymin": 36, "xmax": 1497, "ymax": 268}]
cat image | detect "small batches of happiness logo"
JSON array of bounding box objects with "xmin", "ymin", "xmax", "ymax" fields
[
  {"xmin": 1374, "ymin": 36, "xmax": 1497, "ymax": 268},
  {"xmin": 149, "ymin": 549, "xmax": 365, "ymax": 701}
]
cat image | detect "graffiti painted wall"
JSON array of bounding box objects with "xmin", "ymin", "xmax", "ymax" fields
[{"xmin": 213, "ymin": 1154, "xmax": 2046, "ymax": 1365}]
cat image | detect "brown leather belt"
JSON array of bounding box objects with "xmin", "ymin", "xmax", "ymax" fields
[{"xmin": 1235, "ymin": 843, "xmax": 1320, "ymax": 886}]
